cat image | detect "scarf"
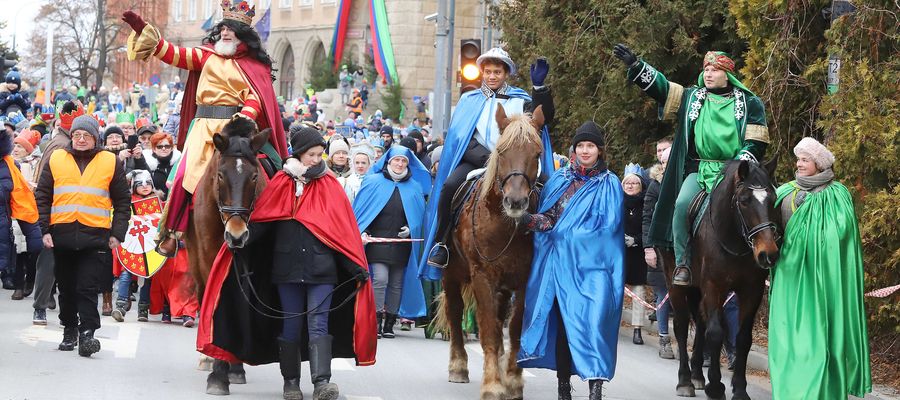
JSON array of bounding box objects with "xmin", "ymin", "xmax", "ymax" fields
[
  {"xmin": 387, "ymin": 167, "xmax": 409, "ymax": 182},
  {"xmin": 795, "ymin": 169, "xmax": 835, "ymax": 193},
  {"xmin": 284, "ymin": 158, "xmax": 328, "ymax": 197},
  {"xmin": 570, "ymin": 158, "xmax": 608, "ymax": 180}
]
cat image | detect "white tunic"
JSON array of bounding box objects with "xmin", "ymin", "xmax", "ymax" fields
[{"xmin": 473, "ymin": 96, "xmax": 525, "ymax": 151}]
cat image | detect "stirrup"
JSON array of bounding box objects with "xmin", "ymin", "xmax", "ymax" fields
[
  {"xmin": 426, "ymin": 243, "xmax": 449, "ymax": 269},
  {"xmin": 155, "ymin": 236, "xmax": 179, "ymax": 258},
  {"xmin": 673, "ymin": 266, "xmax": 692, "ymax": 286}
]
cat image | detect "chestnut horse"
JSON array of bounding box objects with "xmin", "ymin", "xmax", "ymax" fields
[
  {"xmin": 183, "ymin": 117, "xmax": 270, "ymax": 395},
  {"xmin": 438, "ymin": 104, "xmax": 545, "ymax": 400},
  {"xmin": 661, "ymin": 160, "xmax": 779, "ymax": 400}
]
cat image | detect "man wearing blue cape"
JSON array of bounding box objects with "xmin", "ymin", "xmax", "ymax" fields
[
  {"xmin": 352, "ymin": 146, "xmax": 430, "ymax": 337},
  {"xmin": 421, "ymin": 48, "xmax": 556, "ymax": 276},
  {"xmin": 516, "ymin": 122, "xmax": 624, "ymax": 400}
]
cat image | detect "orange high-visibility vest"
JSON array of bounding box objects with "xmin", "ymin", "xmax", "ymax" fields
[{"xmin": 48, "ymin": 149, "xmax": 116, "ymax": 229}]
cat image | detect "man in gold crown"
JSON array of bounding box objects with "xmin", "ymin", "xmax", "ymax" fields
[{"xmin": 121, "ymin": 1, "xmax": 288, "ymax": 257}]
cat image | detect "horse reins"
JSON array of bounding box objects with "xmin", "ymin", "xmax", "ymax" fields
[
  {"xmin": 471, "ymin": 169, "xmax": 536, "ymax": 262},
  {"xmin": 709, "ymin": 184, "xmax": 779, "ymax": 257}
]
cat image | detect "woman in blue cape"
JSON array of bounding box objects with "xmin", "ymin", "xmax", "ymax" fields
[
  {"xmin": 516, "ymin": 122, "xmax": 624, "ymax": 400},
  {"xmin": 352, "ymin": 146, "xmax": 429, "ymax": 338}
]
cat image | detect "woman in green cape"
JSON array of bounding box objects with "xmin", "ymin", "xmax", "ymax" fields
[{"xmin": 769, "ymin": 137, "xmax": 871, "ymax": 399}]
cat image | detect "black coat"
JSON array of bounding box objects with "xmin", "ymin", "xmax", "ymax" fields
[
  {"xmin": 643, "ymin": 178, "xmax": 666, "ymax": 288},
  {"xmin": 246, "ymin": 219, "xmax": 354, "ymax": 285},
  {"xmin": 624, "ymin": 193, "xmax": 647, "ymax": 285},
  {"xmin": 364, "ymin": 181, "xmax": 410, "ymax": 267}
]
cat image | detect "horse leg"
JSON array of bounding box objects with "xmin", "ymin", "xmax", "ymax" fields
[
  {"xmin": 670, "ymin": 289, "xmax": 696, "ymax": 397},
  {"xmin": 501, "ymin": 290, "xmax": 525, "ymax": 400},
  {"xmin": 444, "ymin": 277, "xmax": 469, "ymax": 383},
  {"xmin": 731, "ymin": 287, "xmax": 764, "ymax": 400},
  {"xmin": 471, "ymin": 274, "xmax": 504, "ymax": 400},
  {"xmin": 687, "ymin": 289, "xmax": 706, "ymax": 391},
  {"xmin": 198, "ymin": 355, "xmax": 215, "ymax": 371},
  {"xmin": 228, "ymin": 363, "xmax": 246, "ymax": 384},
  {"xmin": 702, "ymin": 291, "xmax": 726, "ymax": 400},
  {"xmin": 206, "ymin": 359, "xmax": 231, "ymax": 395}
]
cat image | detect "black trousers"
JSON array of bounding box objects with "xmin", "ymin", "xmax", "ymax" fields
[
  {"xmin": 434, "ymin": 161, "xmax": 480, "ymax": 242},
  {"xmin": 13, "ymin": 251, "xmax": 37, "ymax": 290},
  {"xmin": 54, "ymin": 247, "xmax": 111, "ymax": 332},
  {"xmin": 555, "ymin": 303, "xmax": 573, "ymax": 380}
]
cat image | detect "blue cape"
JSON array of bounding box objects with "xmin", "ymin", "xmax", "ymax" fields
[
  {"xmin": 516, "ymin": 167, "xmax": 625, "ymax": 381},
  {"xmin": 419, "ymin": 87, "xmax": 555, "ymax": 280},
  {"xmin": 353, "ymin": 146, "xmax": 428, "ymax": 318}
]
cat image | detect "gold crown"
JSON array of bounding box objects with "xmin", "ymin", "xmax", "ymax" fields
[{"xmin": 221, "ymin": 0, "xmax": 256, "ymax": 25}]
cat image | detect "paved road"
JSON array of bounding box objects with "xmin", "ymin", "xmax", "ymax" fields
[{"xmin": 0, "ymin": 293, "xmax": 780, "ymax": 400}]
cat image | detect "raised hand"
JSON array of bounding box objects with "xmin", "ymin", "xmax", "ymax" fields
[
  {"xmin": 122, "ymin": 11, "xmax": 147, "ymax": 36},
  {"xmin": 613, "ymin": 44, "xmax": 638, "ymax": 67},
  {"xmin": 530, "ymin": 57, "xmax": 550, "ymax": 87}
]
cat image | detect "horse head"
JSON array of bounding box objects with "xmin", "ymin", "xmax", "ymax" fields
[
  {"xmin": 728, "ymin": 158, "xmax": 780, "ymax": 269},
  {"xmin": 481, "ymin": 104, "xmax": 545, "ymax": 219},
  {"xmin": 211, "ymin": 117, "xmax": 271, "ymax": 249}
]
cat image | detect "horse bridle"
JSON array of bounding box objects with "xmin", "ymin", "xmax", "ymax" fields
[
  {"xmin": 472, "ymin": 169, "xmax": 538, "ymax": 262},
  {"xmin": 216, "ymin": 155, "xmax": 258, "ymax": 227},
  {"xmin": 714, "ymin": 184, "xmax": 779, "ymax": 258}
]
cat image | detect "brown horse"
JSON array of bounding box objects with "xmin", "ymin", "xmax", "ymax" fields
[
  {"xmin": 183, "ymin": 117, "xmax": 270, "ymax": 395},
  {"xmin": 661, "ymin": 159, "xmax": 779, "ymax": 400},
  {"xmin": 439, "ymin": 104, "xmax": 545, "ymax": 400}
]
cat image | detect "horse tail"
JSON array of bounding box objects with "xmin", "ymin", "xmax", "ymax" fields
[{"xmin": 429, "ymin": 282, "xmax": 477, "ymax": 338}]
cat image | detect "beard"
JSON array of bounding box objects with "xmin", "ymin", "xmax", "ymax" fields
[{"xmin": 214, "ymin": 40, "xmax": 239, "ymax": 56}]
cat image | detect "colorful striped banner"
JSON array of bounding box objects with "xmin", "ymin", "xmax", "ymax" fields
[{"xmin": 329, "ymin": 0, "xmax": 353, "ymax": 71}]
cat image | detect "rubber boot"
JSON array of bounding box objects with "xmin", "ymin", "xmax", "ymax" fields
[
  {"xmin": 278, "ymin": 338, "xmax": 303, "ymax": 400},
  {"xmin": 588, "ymin": 379, "xmax": 603, "ymax": 400},
  {"xmin": 309, "ymin": 335, "xmax": 339, "ymax": 400},
  {"xmin": 558, "ymin": 378, "xmax": 572, "ymax": 400},
  {"xmin": 112, "ymin": 300, "xmax": 128, "ymax": 322},
  {"xmin": 376, "ymin": 311, "xmax": 384, "ymax": 339},
  {"xmin": 101, "ymin": 292, "xmax": 113, "ymax": 316},
  {"xmin": 58, "ymin": 326, "xmax": 77, "ymax": 351},
  {"xmin": 658, "ymin": 335, "xmax": 675, "ymax": 359},
  {"xmin": 77, "ymin": 329, "xmax": 101, "ymax": 357},
  {"xmin": 382, "ymin": 313, "xmax": 397, "ymax": 339}
]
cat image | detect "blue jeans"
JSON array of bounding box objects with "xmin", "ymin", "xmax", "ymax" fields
[
  {"xmin": 277, "ymin": 283, "xmax": 334, "ymax": 343},
  {"xmin": 652, "ymin": 283, "xmax": 670, "ymax": 335},
  {"xmin": 116, "ymin": 271, "xmax": 150, "ymax": 304},
  {"xmin": 723, "ymin": 292, "xmax": 740, "ymax": 352}
]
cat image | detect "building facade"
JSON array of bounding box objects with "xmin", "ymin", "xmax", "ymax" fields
[{"xmin": 109, "ymin": 0, "xmax": 171, "ymax": 92}]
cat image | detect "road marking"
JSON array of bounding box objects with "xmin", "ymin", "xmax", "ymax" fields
[
  {"xmin": 332, "ymin": 358, "xmax": 355, "ymax": 371},
  {"xmin": 345, "ymin": 396, "xmax": 382, "ymax": 400},
  {"xmin": 19, "ymin": 325, "xmax": 62, "ymax": 347},
  {"xmin": 19, "ymin": 323, "xmax": 141, "ymax": 359},
  {"xmin": 464, "ymin": 343, "xmax": 536, "ymax": 378}
]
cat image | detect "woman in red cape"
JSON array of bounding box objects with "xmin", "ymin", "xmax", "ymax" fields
[{"xmin": 197, "ymin": 125, "xmax": 376, "ymax": 400}]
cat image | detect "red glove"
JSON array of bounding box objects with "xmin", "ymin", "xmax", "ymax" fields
[{"xmin": 122, "ymin": 11, "xmax": 147, "ymax": 36}]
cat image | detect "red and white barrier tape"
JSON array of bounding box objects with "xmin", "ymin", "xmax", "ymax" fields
[
  {"xmin": 363, "ymin": 237, "xmax": 425, "ymax": 244},
  {"xmin": 865, "ymin": 284, "xmax": 900, "ymax": 298}
]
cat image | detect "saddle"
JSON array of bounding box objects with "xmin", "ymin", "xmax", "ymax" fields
[
  {"xmin": 449, "ymin": 169, "xmax": 486, "ymax": 227},
  {"xmin": 688, "ymin": 190, "xmax": 710, "ymax": 236}
]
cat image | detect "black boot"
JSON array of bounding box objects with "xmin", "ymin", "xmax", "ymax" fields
[
  {"xmin": 426, "ymin": 243, "xmax": 449, "ymax": 268},
  {"xmin": 632, "ymin": 328, "xmax": 644, "ymax": 345},
  {"xmin": 376, "ymin": 312, "xmax": 384, "ymax": 339},
  {"xmin": 309, "ymin": 335, "xmax": 339, "ymax": 400},
  {"xmin": 673, "ymin": 265, "xmax": 692, "ymax": 286},
  {"xmin": 558, "ymin": 378, "xmax": 572, "ymax": 400},
  {"xmin": 112, "ymin": 300, "xmax": 128, "ymax": 322},
  {"xmin": 77, "ymin": 329, "xmax": 101, "ymax": 357},
  {"xmin": 58, "ymin": 327, "xmax": 77, "ymax": 351},
  {"xmin": 588, "ymin": 379, "xmax": 603, "ymax": 400},
  {"xmin": 137, "ymin": 303, "xmax": 149, "ymax": 322},
  {"xmin": 382, "ymin": 313, "xmax": 397, "ymax": 339},
  {"xmin": 279, "ymin": 338, "xmax": 303, "ymax": 400}
]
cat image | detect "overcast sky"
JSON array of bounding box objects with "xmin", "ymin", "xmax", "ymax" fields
[{"xmin": 0, "ymin": 1, "xmax": 41, "ymax": 54}]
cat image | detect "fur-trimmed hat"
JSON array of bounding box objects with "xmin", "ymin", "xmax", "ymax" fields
[
  {"xmin": 793, "ymin": 137, "xmax": 834, "ymax": 171},
  {"xmin": 477, "ymin": 47, "xmax": 517, "ymax": 76}
]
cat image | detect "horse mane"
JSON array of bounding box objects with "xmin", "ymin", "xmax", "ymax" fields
[
  {"xmin": 480, "ymin": 113, "xmax": 543, "ymax": 198},
  {"xmin": 218, "ymin": 117, "xmax": 257, "ymax": 158}
]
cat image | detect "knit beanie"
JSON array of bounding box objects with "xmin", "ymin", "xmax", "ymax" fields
[
  {"xmin": 104, "ymin": 126, "xmax": 125, "ymax": 142},
  {"xmin": 793, "ymin": 137, "xmax": 834, "ymax": 171},
  {"xmin": 380, "ymin": 125, "xmax": 394, "ymax": 136},
  {"xmin": 431, "ymin": 145, "xmax": 444, "ymax": 165},
  {"xmin": 399, "ymin": 136, "xmax": 417, "ymax": 152},
  {"xmin": 289, "ymin": 125, "xmax": 325, "ymax": 157},
  {"xmin": 571, "ymin": 121, "xmax": 605, "ymax": 149},
  {"xmin": 329, "ymin": 138, "xmax": 350, "ymax": 155},
  {"xmin": 70, "ymin": 115, "xmax": 100, "ymax": 141},
  {"xmin": 13, "ymin": 135, "xmax": 33, "ymax": 154}
]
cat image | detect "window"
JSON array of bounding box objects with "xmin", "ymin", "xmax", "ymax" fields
[
  {"xmin": 173, "ymin": 0, "xmax": 183, "ymax": 22},
  {"xmin": 300, "ymin": 0, "xmax": 313, "ymax": 6},
  {"xmin": 203, "ymin": 0, "xmax": 213, "ymax": 19},
  {"xmin": 280, "ymin": 0, "xmax": 291, "ymax": 8},
  {"xmin": 188, "ymin": 0, "xmax": 197, "ymax": 21},
  {"xmin": 320, "ymin": 0, "xmax": 335, "ymax": 4}
]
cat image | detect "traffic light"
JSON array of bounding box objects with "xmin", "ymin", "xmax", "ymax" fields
[{"xmin": 458, "ymin": 39, "xmax": 481, "ymax": 95}]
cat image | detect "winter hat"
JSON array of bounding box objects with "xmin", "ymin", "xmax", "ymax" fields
[
  {"xmin": 380, "ymin": 125, "xmax": 394, "ymax": 136},
  {"xmin": 399, "ymin": 136, "xmax": 417, "ymax": 151},
  {"xmin": 5, "ymin": 68, "xmax": 20, "ymax": 86},
  {"xmin": 329, "ymin": 138, "xmax": 350, "ymax": 156},
  {"xmin": 103, "ymin": 126, "xmax": 125, "ymax": 141},
  {"xmin": 70, "ymin": 115, "xmax": 101, "ymax": 141},
  {"xmin": 430, "ymin": 145, "xmax": 444, "ymax": 165},
  {"xmin": 350, "ymin": 142, "xmax": 376, "ymax": 163},
  {"xmin": 476, "ymin": 47, "xmax": 517, "ymax": 76},
  {"xmin": 571, "ymin": 121, "xmax": 605, "ymax": 149},
  {"xmin": 408, "ymin": 130, "xmax": 425, "ymax": 144},
  {"xmin": 13, "ymin": 135, "xmax": 33, "ymax": 154},
  {"xmin": 289, "ymin": 125, "xmax": 325, "ymax": 157},
  {"xmin": 19, "ymin": 129, "xmax": 41, "ymax": 147},
  {"xmin": 128, "ymin": 169, "xmax": 155, "ymax": 193},
  {"xmin": 793, "ymin": 137, "xmax": 834, "ymax": 171}
]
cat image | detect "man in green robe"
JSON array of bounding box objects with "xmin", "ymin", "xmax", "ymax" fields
[
  {"xmin": 770, "ymin": 137, "xmax": 871, "ymax": 399},
  {"xmin": 614, "ymin": 44, "xmax": 769, "ymax": 285}
]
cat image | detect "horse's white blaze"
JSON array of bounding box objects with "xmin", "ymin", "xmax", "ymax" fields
[
  {"xmin": 752, "ymin": 188, "xmax": 767, "ymax": 205},
  {"xmin": 235, "ymin": 158, "xmax": 243, "ymax": 174}
]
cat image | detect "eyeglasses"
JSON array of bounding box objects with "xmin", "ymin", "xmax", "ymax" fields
[
  {"xmin": 71, "ymin": 133, "xmax": 95, "ymax": 141},
  {"xmin": 156, "ymin": 145, "xmax": 173, "ymax": 150}
]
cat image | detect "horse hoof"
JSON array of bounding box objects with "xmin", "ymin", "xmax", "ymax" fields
[
  {"xmin": 227, "ymin": 372, "xmax": 246, "ymax": 384},
  {"xmin": 692, "ymin": 377, "xmax": 706, "ymax": 390},
  {"xmin": 206, "ymin": 381, "xmax": 230, "ymax": 396},
  {"xmin": 704, "ymin": 382, "xmax": 726, "ymax": 400},
  {"xmin": 480, "ymin": 383, "xmax": 505, "ymax": 400},
  {"xmin": 448, "ymin": 370, "xmax": 470, "ymax": 383},
  {"xmin": 676, "ymin": 385, "xmax": 696, "ymax": 397},
  {"xmin": 198, "ymin": 357, "xmax": 214, "ymax": 371}
]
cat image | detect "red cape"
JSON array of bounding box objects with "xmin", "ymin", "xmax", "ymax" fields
[
  {"xmin": 197, "ymin": 171, "xmax": 376, "ymax": 366},
  {"xmin": 178, "ymin": 45, "xmax": 287, "ymax": 158}
]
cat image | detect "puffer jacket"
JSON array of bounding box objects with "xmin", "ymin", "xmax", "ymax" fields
[{"xmin": 643, "ymin": 163, "xmax": 666, "ymax": 288}]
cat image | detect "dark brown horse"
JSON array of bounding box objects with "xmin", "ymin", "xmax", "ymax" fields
[
  {"xmin": 661, "ymin": 159, "xmax": 779, "ymax": 400},
  {"xmin": 437, "ymin": 104, "xmax": 544, "ymax": 400},
  {"xmin": 184, "ymin": 117, "xmax": 270, "ymax": 395}
]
